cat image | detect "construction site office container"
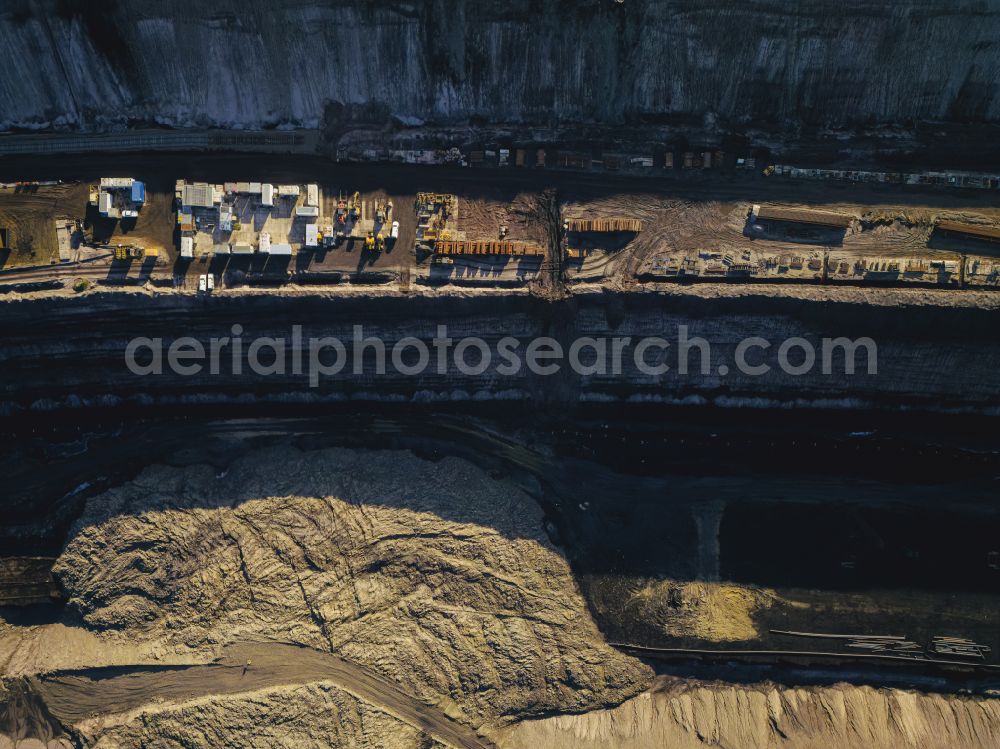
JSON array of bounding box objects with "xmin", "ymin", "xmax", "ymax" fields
[
  {"xmin": 180, "ymin": 237, "xmax": 193, "ymax": 257},
  {"xmin": 261, "ymin": 183, "xmax": 274, "ymax": 206},
  {"xmin": 270, "ymin": 243, "xmax": 293, "ymax": 255},
  {"xmin": 182, "ymin": 183, "xmax": 215, "ymax": 208}
]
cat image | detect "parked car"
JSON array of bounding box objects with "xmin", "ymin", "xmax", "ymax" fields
[
  {"xmin": 391, "ymin": 221, "xmax": 399, "ymax": 239},
  {"xmin": 198, "ymin": 274, "xmax": 207, "ymax": 292}
]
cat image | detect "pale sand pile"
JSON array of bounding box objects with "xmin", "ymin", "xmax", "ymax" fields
[
  {"xmin": 625, "ymin": 580, "xmax": 778, "ymax": 642},
  {"xmin": 48, "ymin": 446, "xmax": 650, "ymax": 731},
  {"xmin": 500, "ymin": 676, "xmax": 1000, "ymax": 749}
]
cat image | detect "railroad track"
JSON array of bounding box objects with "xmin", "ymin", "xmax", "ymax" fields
[{"xmin": 613, "ymin": 643, "xmax": 1000, "ymax": 676}]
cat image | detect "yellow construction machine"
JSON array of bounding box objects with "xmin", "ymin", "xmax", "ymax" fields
[{"xmin": 113, "ymin": 245, "xmax": 145, "ymax": 261}]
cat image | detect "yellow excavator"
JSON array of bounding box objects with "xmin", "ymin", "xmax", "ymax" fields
[
  {"xmin": 113, "ymin": 244, "xmax": 145, "ymax": 261},
  {"xmin": 364, "ymin": 231, "xmax": 375, "ymax": 251}
]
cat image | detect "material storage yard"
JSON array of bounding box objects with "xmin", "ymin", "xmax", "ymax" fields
[
  {"xmin": 560, "ymin": 192, "xmax": 1000, "ymax": 287},
  {"xmin": 3, "ymin": 154, "xmax": 1000, "ymax": 295}
]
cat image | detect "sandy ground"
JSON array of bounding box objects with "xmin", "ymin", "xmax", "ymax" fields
[
  {"xmin": 458, "ymin": 194, "xmax": 550, "ymax": 245},
  {"xmin": 621, "ymin": 580, "xmax": 778, "ymax": 642},
  {"xmin": 33, "ymin": 643, "xmax": 492, "ymax": 749},
  {"xmin": 499, "ymin": 675, "xmax": 1000, "ymax": 749},
  {"xmin": 0, "ymin": 184, "xmax": 87, "ymax": 267},
  {"xmin": 561, "ymin": 192, "xmax": 1000, "ymax": 284}
]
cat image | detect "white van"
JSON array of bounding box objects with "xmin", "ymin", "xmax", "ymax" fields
[{"xmin": 391, "ymin": 221, "xmax": 399, "ymax": 239}]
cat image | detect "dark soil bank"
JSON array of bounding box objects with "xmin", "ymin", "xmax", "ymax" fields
[{"xmin": 1, "ymin": 288, "xmax": 998, "ymax": 414}]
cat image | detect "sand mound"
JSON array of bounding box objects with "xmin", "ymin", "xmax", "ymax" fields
[
  {"xmin": 627, "ymin": 580, "xmax": 777, "ymax": 642},
  {"xmin": 501, "ymin": 676, "xmax": 1000, "ymax": 749},
  {"xmin": 52, "ymin": 446, "xmax": 650, "ymax": 729}
]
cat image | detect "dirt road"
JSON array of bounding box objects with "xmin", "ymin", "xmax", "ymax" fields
[{"xmin": 32, "ymin": 642, "xmax": 495, "ymax": 749}]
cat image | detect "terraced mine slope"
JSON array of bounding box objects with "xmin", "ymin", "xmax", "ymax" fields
[{"xmin": 3, "ymin": 1, "xmax": 1000, "ymax": 131}]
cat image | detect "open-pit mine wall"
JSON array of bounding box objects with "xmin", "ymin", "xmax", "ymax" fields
[
  {"xmin": 1, "ymin": 287, "xmax": 999, "ymax": 414},
  {"xmin": 3, "ymin": 0, "xmax": 1000, "ymax": 131}
]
